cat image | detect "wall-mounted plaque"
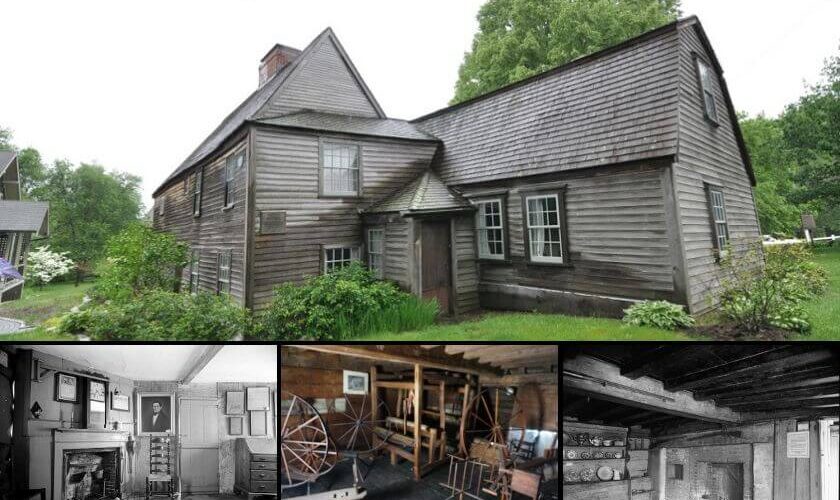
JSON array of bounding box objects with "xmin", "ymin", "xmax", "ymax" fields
[
  {"xmin": 111, "ymin": 392, "xmax": 130, "ymax": 411},
  {"xmin": 247, "ymin": 386, "xmax": 270, "ymax": 411},
  {"xmin": 250, "ymin": 411, "xmax": 267, "ymax": 436},
  {"xmin": 55, "ymin": 373, "xmax": 78, "ymax": 403},
  {"xmin": 229, "ymin": 416, "xmax": 243, "ymax": 436},
  {"xmin": 786, "ymin": 430, "xmax": 809, "ymax": 458},
  {"xmin": 258, "ymin": 210, "xmax": 286, "ymax": 235},
  {"xmin": 226, "ymin": 391, "xmax": 245, "ymax": 415}
]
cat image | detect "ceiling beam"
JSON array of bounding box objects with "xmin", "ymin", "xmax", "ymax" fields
[
  {"xmin": 725, "ymin": 396, "xmax": 839, "ymax": 411},
  {"xmin": 492, "ymin": 355, "xmax": 559, "ymax": 370},
  {"xmin": 740, "ymin": 406, "xmax": 840, "ymax": 422},
  {"xmin": 664, "ymin": 347, "xmax": 831, "ymax": 392},
  {"xmin": 715, "ymin": 382, "xmax": 839, "ymax": 406},
  {"xmin": 473, "ymin": 346, "xmax": 558, "ymax": 362},
  {"xmin": 564, "ymin": 355, "xmax": 740, "ymax": 424},
  {"xmin": 626, "ymin": 413, "xmax": 685, "ymax": 426},
  {"xmin": 618, "ymin": 410, "xmax": 660, "ymax": 425},
  {"xmin": 180, "ymin": 345, "xmax": 224, "ymax": 384},
  {"xmin": 692, "ymin": 368, "xmax": 839, "ymax": 401},
  {"xmin": 289, "ymin": 345, "xmax": 500, "ymax": 377},
  {"xmin": 619, "ymin": 346, "xmax": 693, "ymax": 379}
]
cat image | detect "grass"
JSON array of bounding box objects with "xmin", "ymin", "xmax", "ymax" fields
[
  {"xmin": 798, "ymin": 245, "xmax": 840, "ymax": 339},
  {"xmin": 0, "ymin": 281, "xmax": 92, "ymax": 340}
]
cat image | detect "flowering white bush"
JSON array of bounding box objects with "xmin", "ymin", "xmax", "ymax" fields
[{"xmin": 26, "ymin": 246, "xmax": 75, "ymax": 286}]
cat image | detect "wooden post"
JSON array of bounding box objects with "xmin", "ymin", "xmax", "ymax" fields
[
  {"xmin": 439, "ymin": 381, "xmax": 446, "ymax": 429},
  {"xmin": 459, "ymin": 376, "xmax": 472, "ymax": 457},
  {"xmin": 370, "ymin": 365, "xmax": 378, "ymax": 423},
  {"xmin": 414, "ymin": 363, "xmax": 423, "ymax": 480}
]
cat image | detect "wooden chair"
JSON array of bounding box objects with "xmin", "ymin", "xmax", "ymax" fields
[
  {"xmin": 146, "ymin": 437, "xmax": 174, "ymax": 499},
  {"xmin": 498, "ymin": 468, "xmax": 541, "ymax": 500}
]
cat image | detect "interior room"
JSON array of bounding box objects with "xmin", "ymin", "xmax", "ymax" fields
[
  {"xmin": 280, "ymin": 344, "xmax": 559, "ymax": 500},
  {"xmin": 562, "ymin": 345, "xmax": 840, "ymax": 500},
  {"xmin": 0, "ymin": 344, "xmax": 277, "ymax": 500}
]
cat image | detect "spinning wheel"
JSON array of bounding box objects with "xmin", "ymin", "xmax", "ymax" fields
[
  {"xmin": 280, "ymin": 392, "xmax": 336, "ymax": 490},
  {"xmin": 459, "ymin": 388, "xmax": 526, "ymax": 456},
  {"xmin": 328, "ymin": 393, "xmax": 391, "ymax": 454}
]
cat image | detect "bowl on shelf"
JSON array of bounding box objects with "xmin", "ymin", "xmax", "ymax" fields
[
  {"xmin": 603, "ymin": 440, "xmax": 613, "ymax": 446},
  {"xmin": 565, "ymin": 449, "xmax": 577, "ymax": 459},
  {"xmin": 596, "ymin": 466, "xmax": 613, "ymax": 481}
]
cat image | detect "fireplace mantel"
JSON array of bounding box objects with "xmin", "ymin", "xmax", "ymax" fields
[
  {"xmin": 53, "ymin": 428, "xmax": 129, "ymax": 443},
  {"xmin": 52, "ymin": 429, "xmax": 130, "ymax": 500}
]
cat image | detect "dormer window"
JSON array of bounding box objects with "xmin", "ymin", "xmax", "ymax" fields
[{"xmin": 696, "ymin": 59, "xmax": 718, "ymax": 124}]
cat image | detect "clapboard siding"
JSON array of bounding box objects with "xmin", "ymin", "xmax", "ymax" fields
[
  {"xmin": 414, "ymin": 28, "xmax": 681, "ymax": 185},
  {"xmin": 152, "ymin": 135, "xmax": 249, "ymax": 305},
  {"xmin": 673, "ymin": 24, "xmax": 761, "ymax": 313},
  {"xmin": 383, "ymin": 217, "xmax": 411, "ymax": 289},
  {"xmin": 257, "ymin": 37, "xmax": 380, "ymax": 119},
  {"xmin": 250, "ymin": 125, "xmax": 437, "ymax": 310},
  {"xmin": 458, "ymin": 160, "xmax": 678, "ymax": 302},
  {"xmin": 453, "ymin": 214, "xmax": 480, "ymax": 314}
]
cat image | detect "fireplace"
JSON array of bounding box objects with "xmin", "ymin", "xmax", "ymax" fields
[{"xmin": 63, "ymin": 448, "xmax": 120, "ymax": 500}]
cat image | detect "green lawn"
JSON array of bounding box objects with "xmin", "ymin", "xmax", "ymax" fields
[
  {"xmin": 0, "ymin": 281, "xmax": 92, "ymax": 339},
  {"xmin": 362, "ymin": 244, "xmax": 840, "ymax": 341}
]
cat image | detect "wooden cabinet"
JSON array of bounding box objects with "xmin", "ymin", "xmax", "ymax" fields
[
  {"xmin": 563, "ymin": 420, "xmax": 630, "ymax": 500},
  {"xmin": 234, "ymin": 438, "xmax": 277, "ymax": 498}
]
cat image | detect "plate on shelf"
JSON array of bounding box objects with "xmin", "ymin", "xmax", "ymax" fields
[
  {"xmin": 593, "ymin": 451, "xmax": 605, "ymax": 459},
  {"xmin": 564, "ymin": 470, "xmax": 580, "ymax": 483},
  {"xmin": 580, "ymin": 468, "xmax": 596, "ymax": 482},
  {"xmin": 597, "ymin": 466, "xmax": 613, "ymax": 481},
  {"xmin": 579, "ymin": 451, "xmax": 591, "ymax": 459},
  {"xmin": 565, "ymin": 449, "xmax": 577, "ymax": 459},
  {"xmin": 614, "ymin": 451, "xmax": 624, "ymax": 458}
]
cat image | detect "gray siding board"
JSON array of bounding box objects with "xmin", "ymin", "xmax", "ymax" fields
[
  {"xmin": 673, "ymin": 24, "xmax": 761, "ymax": 313},
  {"xmin": 453, "ymin": 214, "xmax": 480, "ymax": 314}
]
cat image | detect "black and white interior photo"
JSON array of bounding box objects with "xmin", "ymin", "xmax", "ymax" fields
[
  {"xmin": 0, "ymin": 344, "xmax": 277, "ymax": 500},
  {"xmin": 562, "ymin": 344, "xmax": 839, "ymax": 500}
]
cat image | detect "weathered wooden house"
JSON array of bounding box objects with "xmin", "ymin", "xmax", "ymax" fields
[
  {"xmin": 152, "ymin": 16, "xmax": 760, "ymax": 316},
  {"xmin": 0, "ymin": 150, "xmax": 49, "ymax": 302}
]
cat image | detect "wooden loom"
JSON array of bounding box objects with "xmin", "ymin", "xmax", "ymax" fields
[{"xmin": 369, "ymin": 364, "xmax": 475, "ymax": 480}]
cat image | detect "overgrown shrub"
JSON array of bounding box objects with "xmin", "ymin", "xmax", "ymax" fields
[
  {"xmin": 57, "ymin": 290, "xmax": 250, "ymax": 340},
  {"xmin": 622, "ymin": 300, "xmax": 695, "ymax": 330},
  {"xmin": 92, "ymin": 223, "xmax": 187, "ymax": 302},
  {"xmin": 26, "ymin": 246, "xmax": 74, "ymax": 286},
  {"xmin": 255, "ymin": 262, "xmax": 437, "ymax": 340},
  {"xmin": 717, "ymin": 243, "xmax": 828, "ymax": 333}
]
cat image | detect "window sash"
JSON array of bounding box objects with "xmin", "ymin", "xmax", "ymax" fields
[
  {"xmin": 224, "ymin": 152, "xmax": 243, "ymax": 207},
  {"xmin": 525, "ymin": 194, "xmax": 563, "ymax": 263},
  {"xmin": 321, "ymin": 143, "xmax": 360, "ymax": 195},
  {"xmin": 708, "ymin": 188, "xmax": 729, "ymax": 252},
  {"xmin": 217, "ymin": 251, "xmax": 231, "ymax": 295},
  {"xmin": 192, "ymin": 169, "xmax": 203, "ymax": 216},
  {"xmin": 189, "ymin": 250, "xmax": 200, "ymax": 294},
  {"xmin": 367, "ymin": 229, "xmax": 384, "ymax": 278},
  {"xmin": 697, "ymin": 60, "xmax": 718, "ymax": 122},
  {"xmin": 324, "ymin": 246, "xmax": 358, "ymax": 273},
  {"xmin": 476, "ymin": 199, "xmax": 505, "ymax": 259}
]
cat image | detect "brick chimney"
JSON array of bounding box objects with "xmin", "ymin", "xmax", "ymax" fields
[{"xmin": 259, "ymin": 44, "xmax": 302, "ymax": 87}]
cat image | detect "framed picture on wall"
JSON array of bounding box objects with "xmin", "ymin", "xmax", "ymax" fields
[
  {"xmin": 137, "ymin": 392, "xmax": 174, "ymax": 435},
  {"xmin": 229, "ymin": 416, "xmax": 243, "ymax": 435},
  {"xmin": 247, "ymin": 386, "xmax": 270, "ymax": 411},
  {"xmin": 226, "ymin": 391, "xmax": 245, "ymax": 415},
  {"xmin": 343, "ymin": 370, "xmax": 368, "ymax": 395},
  {"xmin": 55, "ymin": 373, "xmax": 78, "ymax": 403},
  {"xmin": 111, "ymin": 392, "xmax": 130, "ymax": 411},
  {"xmin": 250, "ymin": 410, "xmax": 267, "ymax": 436}
]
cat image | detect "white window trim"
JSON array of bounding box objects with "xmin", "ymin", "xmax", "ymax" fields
[
  {"xmin": 323, "ymin": 245, "xmax": 360, "ymax": 273},
  {"xmin": 525, "ymin": 193, "xmax": 564, "ymax": 264},
  {"xmin": 320, "ymin": 141, "xmax": 361, "ymax": 197},
  {"xmin": 367, "ymin": 229, "xmax": 385, "ymax": 278},
  {"xmin": 475, "ymin": 198, "xmax": 505, "ymax": 260}
]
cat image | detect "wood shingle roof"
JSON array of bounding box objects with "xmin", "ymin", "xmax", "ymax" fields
[{"xmin": 365, "ymin": 169, "xmax": 472, "ymax": 215}]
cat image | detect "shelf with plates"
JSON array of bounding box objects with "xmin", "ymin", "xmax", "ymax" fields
[{"xmin": 563, "ymin": 420, "xmax": 631, "ymax": 499}]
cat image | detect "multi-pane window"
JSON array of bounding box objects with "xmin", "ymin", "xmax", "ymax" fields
[
  {"xmin": 367, "ymin": 229, "xmax": 384, "ymax": 278},
  {"xmin": 0, "ymin": 233, "xmax": 8, "ymax": 259},
  {"xmin": 217, "ymin": 250, "xmax": 231, "ymax": 295},
  {"xmin": 525, "ymin": 194, "xmax": 564, "ymax": 263},
  {"xmin": 707, "ymin": 186, "xmax": 729, "ymax": 255},
  {"xmin": 192, "ymin": 168, "xmax": 203, "ymax": 217},
  {"xmin": 321, "ymin": 142, "xmax": 360, "ymax": 196},
  {"xmin": 476, "ymin": 199, "xmax": 505, "ymax": 259},
  {"xmin": 157, "ymin": 195, "xmax": 165, "ymax": 216},
  {"xmin": 324, "ymin": 246, "xmax": 358, "ymax": 273},
  {"xmin": 188, "ymin": 250, "xmax": 200, "ymax": 294},
  {"xmin": 224, "ymin": 152, "xmax": 244, "ymax": 207},
  {"xmin": 696, "ymin": 59, "xmax": 718, "ymax": 123}
]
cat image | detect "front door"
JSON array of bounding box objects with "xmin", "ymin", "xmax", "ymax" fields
[
  {"xmin": 179, "ymin": 398, "xmax": 220, "ymax": 493},
  {"xmin": 421, "ymin": 220, "xmax": 452, "ymax": 314},
  {"xmin": 707, "ymin": 463, "xmax": 743, "ymax": 500}
]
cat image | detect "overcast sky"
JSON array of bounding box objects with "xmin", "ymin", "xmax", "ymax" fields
[{"xmin": 1, "ymin": 0, "xmax": 837, "ymax": 209}]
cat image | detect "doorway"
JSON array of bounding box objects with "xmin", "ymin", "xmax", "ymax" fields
[
  {"xmin": 421, "ymin": 220, "xmax": 452, "ymax": 314},
  {"xmin": 179, "ymin": 398, "xmax": 219, "ymax": 493},
  {"xmin": 707, "ymin": 463, "xmax": 743, "ymax": 500}
]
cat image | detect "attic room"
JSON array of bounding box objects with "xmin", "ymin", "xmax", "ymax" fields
[
  {"xmin": 0, "ymin": 344, "xmax": 277, "ymax": 500},
  {"xmin": 562, "ymin": 345, "xmax": 840, "ymax": 500},
  {"xmin": 280, "ymin": 344, "xmax": 559, "ymax": 500}
]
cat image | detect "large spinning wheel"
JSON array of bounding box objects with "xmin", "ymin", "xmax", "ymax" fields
[
  {"xmin": 328, "ymin": 393, "xmax": 391, "ymax": 454},
  {"xmin": 280, "ymin": 391, "xmax": 336, "ymax": 490},
  {"xmin": 459, "ymin": 387, "xmax": 526, "ymax": 457}
]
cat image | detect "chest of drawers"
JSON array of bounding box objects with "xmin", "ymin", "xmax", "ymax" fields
[{"xmin": 234, "ymin": 438, "xmax": 277, "ymax": 498}]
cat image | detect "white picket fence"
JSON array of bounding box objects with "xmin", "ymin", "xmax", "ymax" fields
[{"xmin": 763, "ymin": 234, "xmax": 839, "ymax": 246}]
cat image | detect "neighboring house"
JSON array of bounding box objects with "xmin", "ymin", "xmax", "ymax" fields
[
  {"xmin": 0, "ymin": 151, "xmax": 49, "ymax": 302},
  {"xmin": 153, "ymin": 16, "xmax": 760, "ymax": 317}
]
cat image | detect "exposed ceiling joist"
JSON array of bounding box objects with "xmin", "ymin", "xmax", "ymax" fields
[
  {"xmin": 740, "ymin": 406, "xmax": 840, "ymax": 422},
  {"xmin": 725, "ymin": 396, "xmax": 839, "ymax": 411},
  {"xmin": 619, "ymin": 346, "xmax": 691, "ymax": 379},
  {"xmin": 715, "ymin": 382, "xmax": 839, "ymax": 406},
  {"xmin": 179, "ymin": 345, "xmax": 224, "ymax": 384},
  {"xmin": 693, "ymin": 372, "xmax": 839, "ymax": 402}
]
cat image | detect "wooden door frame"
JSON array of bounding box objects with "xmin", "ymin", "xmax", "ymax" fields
[
  {"xmin": 177, "ymin": 396, "xmax": 220, "ymax": 494},
  {"xmin": 413, "ymin": 217, "xmax": 456, "ymax": 316}
]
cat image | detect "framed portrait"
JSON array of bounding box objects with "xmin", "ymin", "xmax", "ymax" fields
[
  {"xmin": 246, "ymin": 386, "xmax": 270, "ymax": 411},
  {"xmin": 250, "ymin": 410, "xmax": 267, "ymax": 436},
  {"xmin": 55, "ymin": 373, "xmax": 78, "ymax": 403},
  {"xmin": 111, "ymin": 392, "xmax": 130, "ymax": 411},
  {"xmin": 89, "ymin": 380, "xmax": 106, "ymax": 402},
  {"xmin": 343, "ymin": 370, "xmax": 368, "ymax": 395},
  {"xmin": 229, "ymin": 416, "xmax": 243, "ymax": 435},
  {"xmin": 226, "ymin": 391, "xmax": 245, "ymax": 415},
  {"xmin": 137, "ymin": 392, "xmax": 174, "ymax": 436}
]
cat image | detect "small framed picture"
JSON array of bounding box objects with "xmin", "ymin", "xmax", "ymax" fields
[
  {"xmin": 137, "ymin": 392, "xmax": 175, "ymax": 436},
  {"xmin": 55, "ymin": 373, "xmax": 78, "ymax": 403},
  {"xmin": 89, "ymin": 380, "xmax": 106, "ymax": 402},
  {"xmin": 343, "ymin": 370, "xmax": 368, "ymax": 395},
  {"xmin": 247, "ymin": 387, "xmax": 270, "ymax": 411},
  {"xmin": 226, "ymin": 391, "xmax": 245, "ymax": 415},
  {"xmin": 229, "ymin": 416, "xmax": 243, "ymax": 435},
  {"xmin": 250, "ymin": 410, "xmax": 267, "ymax": 436},
  {"xmin": 111, "ymin": 392, "xmax": 130, "ymax": 411}
]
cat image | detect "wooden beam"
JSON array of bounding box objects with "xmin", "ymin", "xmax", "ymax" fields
[
  {"xmin": 617, "ymin": 410, "xmax": 660, "ymax": 424},
  {"xmin": 664, "ymin": 347, "xmax": 830, "ymax": 391},
  {"xmin": 625, "ymin": 413, "xmax": 685, "ymax": 426},
  {"xmin": 741, "ymin": 406, "xmax": 840, "ymax": 422},
  {"xmin": 618, "ymin": 346, "xmax": 693, "ymax": 379},
  {"xmin": 413, "ymin": 364, "xmax": 423, "ymax": 481},
  {"xmin": 491, "ymin": 356, "xmax": 559, "ymax": 370},
  {"xmin": 376, "ymin": 381, "xmax": 416, "ymax": 390},
  {"xmin": 289, "ymin": 345, "xmax": 499, "ymax": 376},
  {"xmin": 715, "ymin": 382, "xmax": 839, "ymax": 406},
  {"xmin": 724, "ymin": 396, "xmax": 838, "ymax": 411},
  {"xmin": 692, "ymin": 366, "xmax": 839, "ymax": 401},
  {"xmin": 564, "ymin": 355, "xmax": 740, "ymax": 424},
  {"xmin": 370, "ymin": 365, "xmax": 378, "ymax": 425},
  {"xmin": 471, "ymin": 346, "xmax": 558, "ymax": 363},
  {"xmin": 179, "ymin": 345, "xmax": 224, "ymax": 384}
]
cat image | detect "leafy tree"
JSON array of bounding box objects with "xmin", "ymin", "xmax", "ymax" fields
[
  {"xmin": 16, "ymin": 148, "xmax": 48, "ymax": 196},
  {"xmin": 0, "ymin": 126, "xmax": 12, "ymax": 149},
  {"xmin": 26, "ymin": 246, "xmax": 74, "ymax": 286},
  {"xmin": 34, "ymin": 161, "xmax": 143, "ymax": 283},
  {"xmin": 452, "ymin": 0, "xmax": 681, "ymax": 103}
]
